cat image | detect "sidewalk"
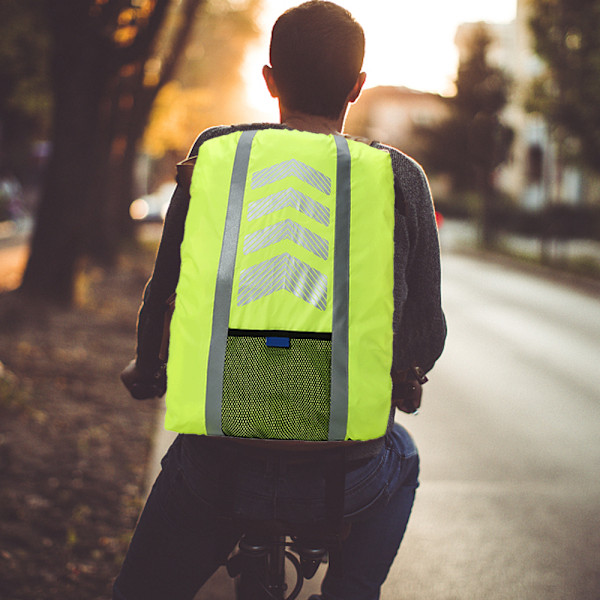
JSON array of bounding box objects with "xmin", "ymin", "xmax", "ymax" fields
[
  {"xmin": 438, "ymin": 219, "xmax": 600, "ymax": 296},
  {"xmin": 439, "ymin": 218, "xmax": 600, "ymax": 271},
  {"xmin": 440, "ymin": 219, "xmax": 600, "ymax": 263}
]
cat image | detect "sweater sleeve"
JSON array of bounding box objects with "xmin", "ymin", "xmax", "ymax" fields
[
  {"xmin": 377, "ymin": 143, "xmax": 446, "ymax": 375},
  {"xmin": 134, "ymin": 176, "xmax": 188, "ymax": 376},
  {"xmin": 135, "ymin": 126, "xmax": 232, "ymax": 375}
]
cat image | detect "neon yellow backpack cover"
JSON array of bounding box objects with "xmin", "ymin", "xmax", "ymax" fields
[{"xmin": 166, "ymin": 128, "xmax": 395, "ymax": 441}]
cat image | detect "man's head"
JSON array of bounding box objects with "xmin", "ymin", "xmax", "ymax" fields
[{"xmin": 265, "ymin": 1, "xmax": 365, "ymax": 120}]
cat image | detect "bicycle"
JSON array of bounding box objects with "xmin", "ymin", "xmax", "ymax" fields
[{"xmin": 226, "ymin": 518, "xmax": 350, "ymax": 600}]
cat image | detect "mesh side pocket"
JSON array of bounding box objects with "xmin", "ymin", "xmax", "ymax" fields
[{"xmin": 221, "ymin": 335, "xmax": 331, "ymax": 440}]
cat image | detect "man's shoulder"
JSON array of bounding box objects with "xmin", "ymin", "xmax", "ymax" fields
[
  {"xmin": 371, "ymin": 141, "xmax": 426, "ymax": 177},
  {"xmin": 367, "ymin": 141, "xmax": 432, "ymax": 214}
]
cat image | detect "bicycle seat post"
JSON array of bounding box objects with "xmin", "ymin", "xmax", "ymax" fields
[
  {"xmin": 236, "ymin": 531, "xmax": 288, "ymax": 600},
  {"xmin": 265, "ymin": 532, "xmax": 287, "ymax": 597},
  {"xmin": 228, "ymin": 518, "xmax": 337, "ymax": 600}
]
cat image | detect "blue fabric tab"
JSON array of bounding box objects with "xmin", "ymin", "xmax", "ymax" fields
[{"xmin": 266, "ymin": 337, "xmax": 291, "ymax": 348}]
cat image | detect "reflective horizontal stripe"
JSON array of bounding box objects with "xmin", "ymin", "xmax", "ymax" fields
[
  {"xmin": 243, "ymin": 219, "xmax": 329, "ymax": 260},
  {"xmin": 248, "ymin": 187, "xmax": 330, "ymax": 226},
  {"xmin": 251, "ymin": 159, "xmax": 332, "ymax": 195},
  {"xmin": 238, "ymin": 252, "xmax": 327, "ymax": 310}
]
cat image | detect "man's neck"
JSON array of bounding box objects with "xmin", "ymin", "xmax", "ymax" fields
[{"xmin": 280, "ymin": 108, "xmax": 346, "ymax": 135}]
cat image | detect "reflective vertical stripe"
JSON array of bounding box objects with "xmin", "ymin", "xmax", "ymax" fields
[
  {"xmin": 251, "ymin": 159, "xmax": 332, "ymax": 195},
  {"xmin": 205, "ymin": 130, "xmax": 256, "ymax": 435},
  {"xmin": 329, "ymin": 136, "xmax": 351, "ymax": 441}
]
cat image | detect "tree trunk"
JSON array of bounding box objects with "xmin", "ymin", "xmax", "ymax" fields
[
  {"xmin": 20, "ymin": 3, "xmax": 111, "ymax": 304},
  {"xmin": 20, "ymin": 0, "xmax": 204, "ymax": 303},
  {"xmin": 109, "ymin": 0, "xmax": 206, "ymax": 245}
]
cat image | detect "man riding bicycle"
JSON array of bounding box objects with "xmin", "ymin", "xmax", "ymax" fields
[{"xmin": 115, "ymin": 2, "xmax": 446, "ymax": 599}]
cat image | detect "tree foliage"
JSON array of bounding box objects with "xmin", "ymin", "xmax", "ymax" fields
[
  {"xmin": 419, "ymin": 23, "xmax": 512, "ymax": 246},
  {"xmin": 144, "ymin": 0, "xmax": 262, "ymax": 160},
  {"xmin": 528, "ymin": 0, "xmax": 600, "ymax": 175},
  {"xmin": 421, "ymin": 23, "xmax": 512, "ymax": 192}
]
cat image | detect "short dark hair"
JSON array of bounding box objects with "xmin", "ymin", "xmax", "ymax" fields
[{"xmin": 269, "ymin": 1, "xmax": 365, "ymax": 119}]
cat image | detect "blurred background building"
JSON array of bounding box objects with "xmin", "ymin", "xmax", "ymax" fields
[{"xmin": 344, "ymin": 0, "xmax": 600, "ymax": 264}]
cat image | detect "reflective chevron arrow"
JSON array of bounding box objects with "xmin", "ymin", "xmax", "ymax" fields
[
  {"xmin": 243, "ymin": 219, "xmax": 329, "ymax": 259},
  {"xmin": 247, "ymin": 187, "xmax": 330, "ymax": 226},
  {"xmin": 251, "ymin": 158, "xmax": 332, "ymax": 195},
  {"xmin": 237, "ymin": 252, "xmax": 327, "ymax": 311}
]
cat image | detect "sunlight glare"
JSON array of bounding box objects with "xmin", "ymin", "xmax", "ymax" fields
[{"xmin": 242, "ymin": 0, "xmax": 517, "ymax": 119}]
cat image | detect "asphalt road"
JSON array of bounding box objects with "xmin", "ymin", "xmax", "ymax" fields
[{"xmin": 384, "ymin": 251, "xmax": 600, "ymax": 600}]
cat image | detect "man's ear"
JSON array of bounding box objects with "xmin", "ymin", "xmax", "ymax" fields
[
  {"xmin": 347, "ymin": 72, "xmax": 367, "ymax": 104},
  {"xmin": 263, "ymin": 65, "xmax": 279, "ymax": 99}
]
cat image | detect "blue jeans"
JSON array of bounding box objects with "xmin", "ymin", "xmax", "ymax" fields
[{"xmin": 113, "ymin": 423, "xmax": 419, "ymax": 600}]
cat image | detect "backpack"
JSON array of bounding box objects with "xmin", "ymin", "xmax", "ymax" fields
[{"xmin": 164, "ymin": 128, "xmax": 396, "ymax": 443}]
